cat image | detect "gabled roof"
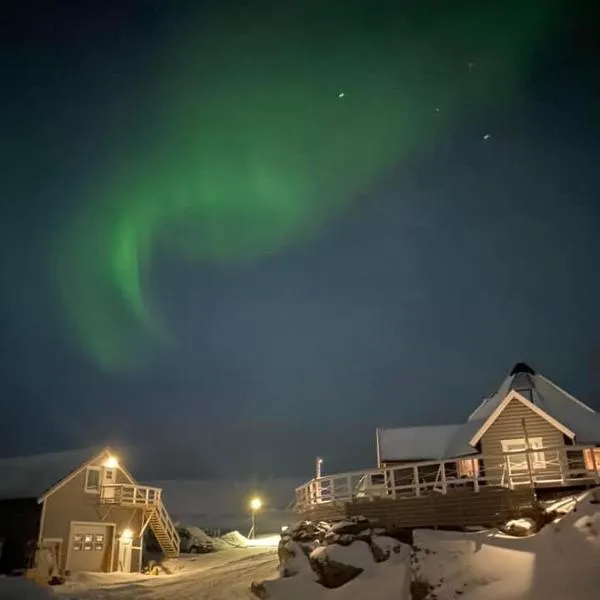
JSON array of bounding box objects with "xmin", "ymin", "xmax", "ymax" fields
[
  {"xmin": 378, "ymin": 424, "xmax": 478, "ymax": 463},
  {"xmin": 468, "ymin": 362, "xmax": 600, "ymax": 445},
  {"xmin": 378, "ymin": 362, "xmax": 600, "ymax": 465},
  {"xmin": 0, "ymin": 446, "xmax": 107, "ymax": 501}
]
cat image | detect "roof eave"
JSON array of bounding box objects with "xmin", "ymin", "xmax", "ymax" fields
[{"xmin": 36, "ymin": 446, "xmax": 113, "ymax": 504}]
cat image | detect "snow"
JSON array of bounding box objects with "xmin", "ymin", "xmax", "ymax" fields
[
  {"xmin": 0, "ymin": 577, "xmax": 58, "ymax": 599},
  {"xmin": 468, "ymin": 367, "xmax": 600, "ymax": 442},
  {"xmin": 378, "ymin": 425, "xmax": 465, "ymax": 462},
  {"xmin": 50, "ymin": 547, "xmax": 278, "ymax": 599},
  {"xmin": 413, "ymin": 489, "xmax": 600, "ymax": 599},
  {"xmin": 260, "ymin": 536, "xmax": 411, "ymax": 600},
  {"xmin": 311, "ymin": 540, "xmax": 376, "ymax": 569},
  {"xmin": 246, "ymin": 535, "xmax": 280, "ymax": 548},
  {"xmin": 503, "ymin": 518, "xmax": 535, "ymax": 534},
  {"xmin": 221, "ymin": 530, "xmax": 251, "ymax": 548},
  {"xmin": 259, "ymin": 489, "xmax": 600, "ymax": 600},
  {"xmin": 4, "ymin": 478, "xmax": 599, "ymax": 600}
]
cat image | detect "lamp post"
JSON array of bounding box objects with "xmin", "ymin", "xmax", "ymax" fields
[
  {"xmin": 316, "ymin": 457, "xmax": 323, "ymax": 479},
  {"xmin": 315, "ymin": 457, "xmax": 323, "ymax": 502},
  {"xmin": 249, "ymin": 497, "xmax": 262, "ymax": 540}
]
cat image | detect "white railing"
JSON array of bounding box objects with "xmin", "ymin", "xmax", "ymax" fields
[
  {"xmin": 295, "ymin": 445, "xmax": 600, "ymax": 511},
  {"xmin": 100, "ymin": 483, "xmax": 162, "ymax": 506},
  {"xmin": 152, "ymin": 496, "xmax": 180, "ymax": 555},
  {"xmin": 100, "ymin": 483, "xmax": 180, "ymax": 554}
]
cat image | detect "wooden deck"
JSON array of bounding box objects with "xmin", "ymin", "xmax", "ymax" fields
[
  {"xmin": 295, "ymin": 445, "xmax": 600, "ymax": 528},
  {"xmin": 299, "ymin": 486, "xmax": 536, "ymax": 528}
]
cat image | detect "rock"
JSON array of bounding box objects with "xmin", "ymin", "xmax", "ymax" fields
[
  {"xmin": 274, "ymin": 516, "xmax": 412, "ymax": 589},
  {"xmin": 277, "ymin": 539, "xmax": 313, "ymax": 578},
  {"xmin": 250, "ymin": 581, "xmax": 269, "ymax": 599},
  {"xmin": 500, "ymin": 518, "xmax": 536, "ymax": 537},
  {"xmin": 369, "ymin": 539, "xmax": 389, "ymax": 563},
  {"xmin": 410, "ymin": 578, "xmax": 436, "ymax": 600},
  {"xmin": 309, "ymin": 553, "xmax": 364, "ymax": 588}
]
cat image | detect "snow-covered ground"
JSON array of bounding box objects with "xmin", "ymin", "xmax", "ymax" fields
[
  {"xmin": 412, "ymin": 488, "xmax": 600, "ymax": 600},
  {"xmin": 258, "ymin": 488, "xmax": 600, "ymax": 600},
  {"xmin": 19, "ymin": 547, "xmax": 276, "ymax": 600},
  {"xmin": 3, "ymin": 489, "xmax": 600, "ymax": 600}
]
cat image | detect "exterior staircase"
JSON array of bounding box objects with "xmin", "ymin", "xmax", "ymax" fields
[
  {"xmin": 100, "ymin": 483, "xmax": 180, "ymax": 558},
  {"xmin": 146, "ymin": 500, "xmax": 180, "ymax": 558}
]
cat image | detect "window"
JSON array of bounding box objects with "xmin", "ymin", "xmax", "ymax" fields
[
  {"xmin": 583, "ymin": 448, "xmax": 600, "ymax": 472},
  {"xmin": 457, "ymin": 459, "xmax": 479, "ymax": 478},
  {"xmin": 85, "ymin": 467, "xmax": 101, "ymax": 492},
  {"xmin": 501, "ymin": 437, "xmax": 546, "ymax": 472}
]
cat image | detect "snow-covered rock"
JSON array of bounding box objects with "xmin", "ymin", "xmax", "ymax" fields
[
  {"xmin": 412, "ymin": 488, "xmax": 600, "ymax": 599},
  {"xmin": 253, "ymin": 516, "xmax": 412, "ymax": 596}
]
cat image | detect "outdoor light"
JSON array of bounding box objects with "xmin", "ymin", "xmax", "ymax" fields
[
  {"xmin": 248, "ymin": 496, "xmax": 263, "ymax": 540},
  {"xmin": 104, "ymin": 455, "xmax": 119, "ymax": 469},
  {"xmin": 120, "ymin": 528, "xmax": 133, "ymax": 541}
]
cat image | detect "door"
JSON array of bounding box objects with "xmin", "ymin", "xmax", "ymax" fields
[
  {"xmin": 117, "ymin": 539, "xmax": 132, "ymax": 572},
  {"xmin": 101, "ymin": 467, "xmax": 117, "ymax": 500},
  {"xmin": 37, "ymin": 539, "xmax": 62, "ymax": 577},
  {"xmin": 68, "ymin": 524, "xmax": 112, "ymax": 572}
]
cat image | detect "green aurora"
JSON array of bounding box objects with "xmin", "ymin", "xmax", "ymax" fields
[{"xmin": 56, "ymin": 1, "xmax": 563, "ymax": 370}]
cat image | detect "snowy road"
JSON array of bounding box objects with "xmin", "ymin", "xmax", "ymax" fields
[{"xmin": 56, "ymin": 548, "xmax": 278, "ymax": 600}]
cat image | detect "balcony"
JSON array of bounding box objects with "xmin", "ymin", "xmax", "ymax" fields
[
  {"xmin": 295, "ymin": 444, "xmax": 600, "ymax": 512},
  {"xmin": 99, "ymin": 483, "xmax": 162, "ymax": 507}
]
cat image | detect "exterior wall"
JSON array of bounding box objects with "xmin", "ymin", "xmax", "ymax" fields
[
  {"xmin": 40, "ymin": 455, "xmax": 144, "ymax": 574},
  {"xmin": 479, "ymin": 398, "xmax": 566, "ymax": 484},
  {"xmin": 299, "ymin": 487, "xmax": 536, "ymax": 529},
  {"xmin": 0, "ymin": 498, "xmax": 41, "ymax": 574}
]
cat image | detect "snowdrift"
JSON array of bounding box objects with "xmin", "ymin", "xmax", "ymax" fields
[{"xmin": 257, "ymin": 488, "xmax": 600, "ymax": 600}]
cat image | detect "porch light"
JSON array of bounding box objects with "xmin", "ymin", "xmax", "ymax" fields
[
  {"xmin": 104, "ymin": 455, "xmax": 119, "ymax": 468},
  {"xmin": 120, "ymin": 528, "xmax": 133, "ymax": 541}
]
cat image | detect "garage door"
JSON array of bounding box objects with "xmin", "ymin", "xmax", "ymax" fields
[{"xmin": 68, "ymin": 523, "xmax": 112, "ymax": 572}]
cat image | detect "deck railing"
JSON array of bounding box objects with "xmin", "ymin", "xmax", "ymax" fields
[
  {"xmin": 100, "ymin": 483, "xmax": 162, "ymax": 506},
  {"xmin": 295, "ymin": 445, "xmax": 600, "ymax": 512}
]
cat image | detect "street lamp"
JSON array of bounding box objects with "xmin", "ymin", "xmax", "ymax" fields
[{"xmin": 249, "ymin": 497, "xmax": 262, "ymax": 540}]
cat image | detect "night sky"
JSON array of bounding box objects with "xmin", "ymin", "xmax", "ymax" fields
[{"xmin": 1, "ymin": 1, "xmax": 599, "ymax": 479}]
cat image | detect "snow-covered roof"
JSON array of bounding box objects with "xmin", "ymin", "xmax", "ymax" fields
[
  {"xmin": 378, "ymin": 425, "xmax": 478, "ymax": 462},
  {"xmin": 380, "ymin": 362, "xmax": 600, "ymax": 464},
  {"xmin": 468, "ymin": 362, "xmax": 600, "ymax": 443},
  {"xmin": 0, "ymin": 446, "xmax": 104, "ymax": 500}
]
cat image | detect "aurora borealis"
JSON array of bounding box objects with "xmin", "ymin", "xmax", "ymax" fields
[
  {"xmin": 2, "ymin": 0, "xmax": 600, "ymax": 474},
  {"xmin": 51, "ymin": 0, "xmax": 565, "ymax": 370}
]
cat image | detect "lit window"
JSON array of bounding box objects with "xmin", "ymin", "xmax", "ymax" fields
[
  {"xmin": 85, "ymin": 467, "xmax": 101, "ymax": 492},
  {"xmin": 501, "ymin": 438, "xmax": 546, "ymax": 472},
  {"xmin": 583, "ymin": 448, "xmax": 600, "ymax": 471}
]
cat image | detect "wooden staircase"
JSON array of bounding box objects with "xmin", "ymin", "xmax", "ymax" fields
[
  {"xmin": 100, "ymin": 483, "xmax": 180, "ymax": 558},
  {"xmin": 145, "ymin": 499, "xmax": 180, "ymax": 558}
]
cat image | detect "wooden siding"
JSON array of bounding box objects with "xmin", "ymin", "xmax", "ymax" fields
[
  {"xmin": 41, "ymin": 455, "xmax": 143, "ymax": 574},
  {"xmin": 479, "ymin": 398, "xmax": 566, "ymax": 484},
  {"xmin": 298, "ymin": 487, "xmax": 534, "ymax": 529}
]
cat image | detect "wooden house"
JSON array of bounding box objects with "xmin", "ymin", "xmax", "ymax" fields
[{"xmin": 0, "ymin": 446, "xmax": 179, "ymax": 576}]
